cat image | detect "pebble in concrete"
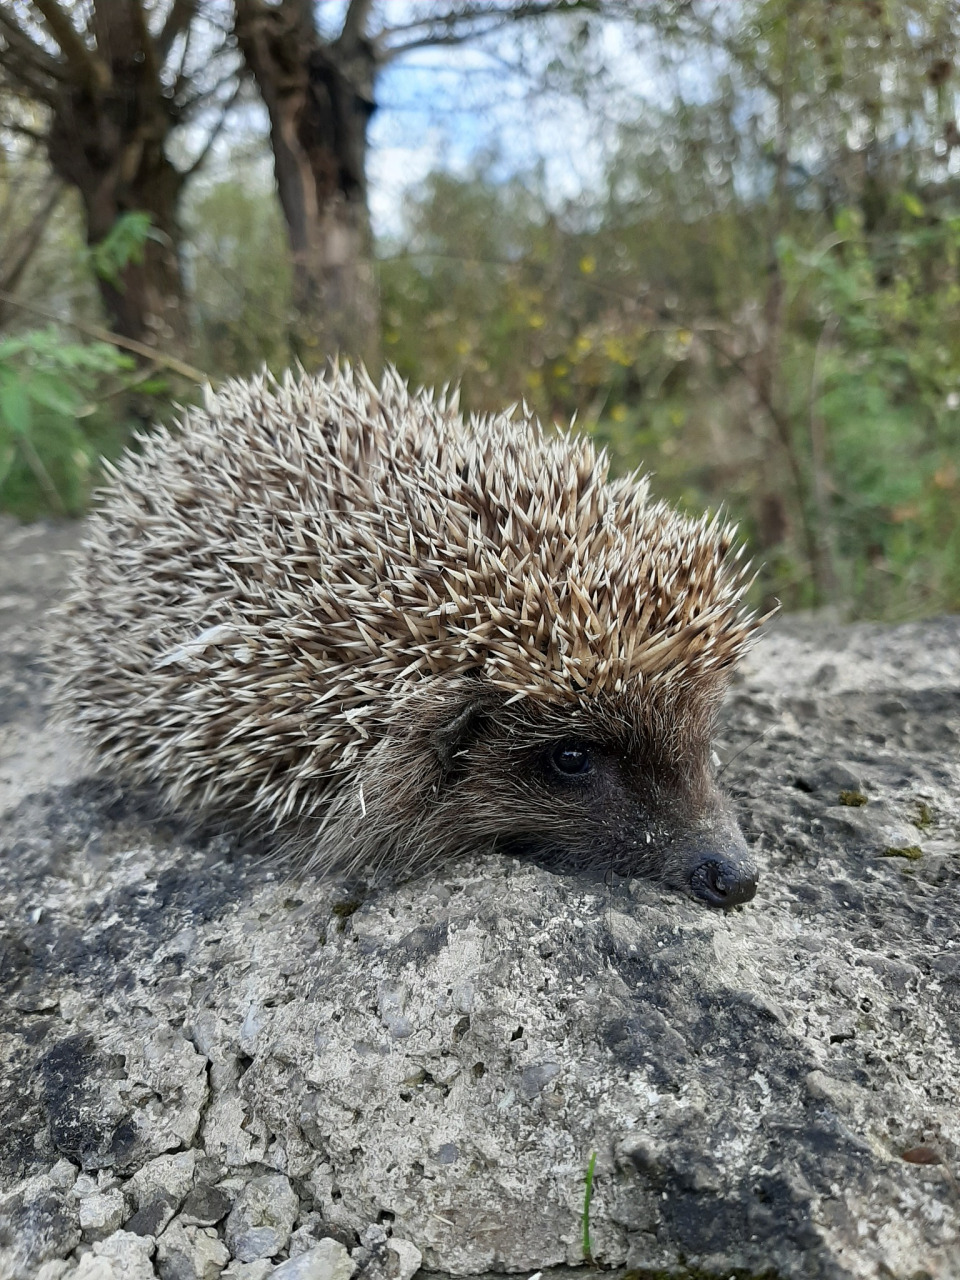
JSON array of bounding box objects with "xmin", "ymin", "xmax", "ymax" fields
[
  {"xmin": 271, "ymin": 1240, "xmax": 356, "ymax": 1280},
  {"xmin": 156, "ymin": 1219, "xmax": 231, "ymax": 1280},
  {"xmin": 223, "ymin": 1175, "xmax": 299, "ymax": 1263},
  {"xmin": 77, "ymin": 1189, "xmax": 126, "ymax": 1241}
]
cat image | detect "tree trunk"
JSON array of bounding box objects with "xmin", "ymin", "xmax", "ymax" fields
[
  {"xmin": 44, "ymin": 26, "xmax": 189, "ymax": 350},
  {"xmin": 234, "ymin": 0, "xmax": 380, "ymax": 369}
]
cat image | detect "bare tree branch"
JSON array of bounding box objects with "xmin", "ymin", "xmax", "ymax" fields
[
  {"xmin": 0, "ymin": 117, "xmax": 47, "ymax": 143},
  {"xmin": 159, "ymin": 0, "xmax": 197, "ymax": 63},
  {"xmin": 378, "ymin": 0, "xmax": 603, "ymax": 63},
  {"xmin": 0, "ymin": 180, "xmax": 62, "ymax": 302},
  {"xmin": 31, "ymin": 0, "xmax": 108, "ymax": 93},
  {"xmin": 1, "ymin": 1, "xmax": 241, "ymax": 348},
  {"xmin": 381, "ymin": 25, "xmax": 510, "ymax": 60},
  {"xmin": 173, "ymin": 17, "xmax": 195, "ymax": 99},
  {"xmin": 341, "ymin": 0, "xmax": 375, "ymax": 46},
  {"xmin": 378, "ymin": 0, "xmax": 600, "ymax": 54},
  {"xmin": 183, "ymin": 74, "xmax": 247, "ymax": 177},
  {"xmin": 178, "ymin": 64, "xmax": 243, "ymax": 113},
  {"xmin": 0, "ymin": 288, "xmax": 208, "ymax": 382},
  {"xmin": 129, "ymin": 0, "xmax": 161, "ymax": 97},
  {"xmin": 0, "ymin": 10, "xmax": 64, "ymax": 82},
  {"xmin": 0, "ymin": 58, "xmax": 59, "ymax": 106}
]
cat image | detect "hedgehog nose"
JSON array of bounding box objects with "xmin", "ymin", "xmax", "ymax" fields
[{"xmin": 688, "ymin": 857, "xmax": 758, "ymax": 908}]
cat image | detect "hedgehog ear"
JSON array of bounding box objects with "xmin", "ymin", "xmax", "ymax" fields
[{"xmin": 431, "ymin": 697, "xmax": 491, "ymax": 783}]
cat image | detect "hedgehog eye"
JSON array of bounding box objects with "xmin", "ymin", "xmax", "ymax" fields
[{"xmin": 549, "ymin": 742, "xmax": 594, "ymax": 778}]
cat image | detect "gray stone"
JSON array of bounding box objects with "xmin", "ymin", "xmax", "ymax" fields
[
  {"xmin": 271, "ymin": 1240, "xmax": 356, "ymax": 1280},
  {"xmin": 121, "ymin": 1151, "xmax": 198, "ymax": 1240},
  {"xmin": 156, "ymin": 1219, "xmax": 230, "ymax": 1280},
  {"xmin": 220, "ymin": 1263, "xmax": 274, "ymax": 1280},
  {"xmin": 69, "ymin": 1230, "xmax": 157, "ymax": 1280},
  {"xmin": 795, "ymin": 759, "xmax": 864, "ymax": 796},
  {"xmin": 0, "ymin": 1163, "xmax": 80, "ymax": 1277},
  {"xmin": 377, "ymin": 982, "xmax": 414, "ymax": 1039},
  {"xmin": 35, "ymin": 1264, "xmax": 73, "ymax": 1280},
  {"xmin": 78, "ymin": 1188, "xmax": 126, "ymax": 1240},
  {"xmin": 3, "ymin": 524, "xmax": 960, "ymax": 1280},
  {"xmin": 285, "ymin": 1220, "xmax": 324, "ymax": 1259},
  {"xmin": 519, "ymin": 1062, "xmax": 561, "ymax": 1098},
  {"xmin": 350, "ymin": 1229, "xmax": 420, "ymax": 1280},
  {"xmin": 124, "ymin": 1193, "xmax": 179, "ymax": 1239},
  {"xmin": 223, "ymin": 1176, "xmax": 298, "ymax": 1262},
  {"xmin": 179, "ymin": 1185, "xmax": 233, "ymax": 1227},
  {"xmin": 127, "ymin": 1152, "xmax": 198, "ymax": 1213},
  {"xmin": 383, "ymin": 1239, "xmax": 421, "ymax": 1280}
]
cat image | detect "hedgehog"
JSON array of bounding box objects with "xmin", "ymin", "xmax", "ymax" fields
[{"xmin": 51, "ymin": 364, "xmax": 764, "ymax": 908}]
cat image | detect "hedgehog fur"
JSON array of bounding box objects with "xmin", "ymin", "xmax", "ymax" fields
[{"xmin": 52, "ymin": 364, "xmax": 763, "ymax": 906}]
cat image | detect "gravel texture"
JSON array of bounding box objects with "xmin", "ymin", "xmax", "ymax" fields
[{"xmin": 0, "ymin": 518, "xmax": 958, "ymax": 1280}]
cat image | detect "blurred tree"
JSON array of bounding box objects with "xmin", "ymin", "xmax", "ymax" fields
[
  {"xmin": 381, "ymin": 0, "xmax": 960, "ymax": 620},
  {"xmin": 0, "ymin": 326, "xmax": 141, "ymax": 518},
  {"xmin": 185, "ymin": 167, "xmax": 293, "ymax": 377},
  {"xmin": 592, "ymin": 0, "xmax": 960, "ymax": 615},
  {"xmin": 2, "ymin": 0, "xmax": 958, "ymax": 622},
  {"xmin": 0, "ymin": 95, "xmax": 62, "ymax": 326},
  {"xmin": 0, "ymin": 1, "xmax": 242, "ymax": 351},
  {"xmin": 231, "ymin": 0, "xmax": 614, "ymax": 368}
]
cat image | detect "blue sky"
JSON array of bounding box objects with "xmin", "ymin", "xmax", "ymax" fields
[{"xmin": 368, "ymin": 39, "xmax": 613, "ymax": 235}]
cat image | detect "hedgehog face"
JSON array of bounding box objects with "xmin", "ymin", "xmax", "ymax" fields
[{"xmin": 409, "ymin": 684, "xmax": 758, "ymax": 908}]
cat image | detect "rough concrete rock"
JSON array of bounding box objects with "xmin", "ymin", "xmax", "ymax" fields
[
  {"xmin": 154, "ymin": 1220, "xmax": 230, "ymax": 1280},
  {"xmin": 271, "ymin": 1240, "xmax": 355, "ymax": 1280},
  {"xmin": 220, "ymin": 1265, "xmax": 272, "ymax": 1280},
  {"xmin": 76, "ymin": 1186, "xmax": 125, "ymax": 1242},
  {"xmin": 224, "ymin": 1177, "xmax": 298, "ymax": 1263},
  {"xmin": 67, "ymin": 1231, "xmax": 156, "ymax": 1280},
  {"xmin": 350, "ymin": 1228, "xmax": 419, "ymax": 1280},
  {"xmin": 0, "ymin": 1160, "xmax": 80, "ymax": 1274},
  {"xmin": 1, "ymin": 522, "xmax": 959, "ymax": 1280}
]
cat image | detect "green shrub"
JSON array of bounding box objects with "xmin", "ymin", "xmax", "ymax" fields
[{"xmin": 0, "ymin": 327, "xmax": 147, "ymax": 519}]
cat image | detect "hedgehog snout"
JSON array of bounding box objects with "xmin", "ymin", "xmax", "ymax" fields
[
  {"xmin": 688, "ymin": 855, "xmax": 758, "ymax": 908},
  {"xmin": 679, "ymin": 815, "xmax": 758, "ymax": 908}
]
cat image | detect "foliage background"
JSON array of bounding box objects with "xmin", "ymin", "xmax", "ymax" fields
[{"xmin": 2, "ymin": 0, "xmax": 959, "ymax": 621}]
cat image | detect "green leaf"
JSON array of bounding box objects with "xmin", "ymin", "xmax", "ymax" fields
[
  {"xmin": 582, "ymin": 1150, "xmax": 597, "ymax": 1262},
  {"xmin": 0, "ymin": 338, "xmax": 30, "ymax": 364},
  {"xmin": 0, "ymin": 374, "xmax": 33, "ymax": 437},
  {"xmin": 89, "ymin": 211, "xmax": 156, "ymax": 289},
  {"xmin": 27, "ymin": 373, "xmax": 83, "ymax": 417},
  {"xmin": 0, "ymin": 442, "xmax": 16, "ymax": 490}
]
